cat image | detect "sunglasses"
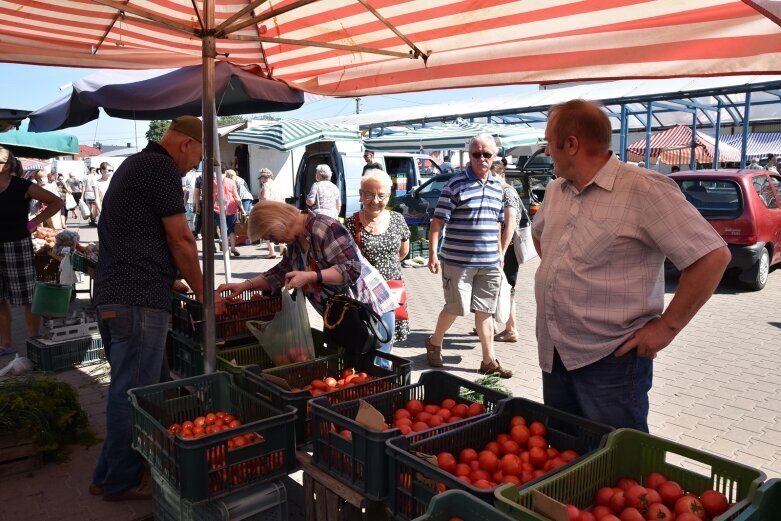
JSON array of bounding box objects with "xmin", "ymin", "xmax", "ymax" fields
[{"xmin": 471, "ymin": 152, "xmax": 493, "ymax": 159}]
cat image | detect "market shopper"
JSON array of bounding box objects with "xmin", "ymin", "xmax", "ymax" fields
[
  {"xmin": 216, "ymin": 200, "xmax": 395, "ymax": 354},
  {"xmin": 83, "ymin": 166, "xmax": 99, "ymax": 226},
  {"xmin": 90, "ymin": 116, "xmax": 203, "ymax": 501},
  {"xmin": 306, "ymin": 164, "xmax": 341, "ymax": 218},
  {"xmin": 258, "ymin": 168, "xmax": 285, "ymax": 258},
  {"xmin": 213, "ymin": 169, "xmax": 246, "ymax": 257},
  {"xmin": 532, "ymin": 99, "xmax": 730, "ymax": 432},
  {"xmin": 93, "ymin": 162, "xmax": 113, "ymax": 222},
  {"xmin": 0, "ymin": 147, "xmax": 64, "ymax": 355},
  {"xmin": 66, "ymin": 173, "xmax": 83, "ymax": 220},
  {"xmin": 426, "ymin": 133, "xmax": 511, "ymax": 378},
  {"xmin": 345, "ymin": 168, "xmax": 411, "ymax": 344}
]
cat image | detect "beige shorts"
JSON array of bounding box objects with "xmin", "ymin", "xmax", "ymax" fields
[{"xmin": 441, "ymin": 262, "xmax": 502, "ymax": 316}]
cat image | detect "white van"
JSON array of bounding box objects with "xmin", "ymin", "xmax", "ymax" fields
[{"xmin": 293, "ymin": 141, "xmax": 441, "ymax": 217}]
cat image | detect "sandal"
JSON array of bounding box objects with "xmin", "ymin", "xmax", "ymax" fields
[
  {"xmin": 230, "ymin": 250, "xmax": 241, "ymax": 257},
  {"xmin": 494, "ymin": 330, "xmax": 519, "ymax": 342},
  {"xmin": 425, "ymin": 336, "xmax": 443, "ymax": 367},
  {"xmin": 479, "ymin": 358, "xmax": 513, "ymax": 378},
  {"xmin": 265, "ymin": 253, "xmax": 278, "ymax": 259}
]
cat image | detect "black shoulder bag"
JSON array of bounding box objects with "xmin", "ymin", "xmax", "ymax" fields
[{"xmin": 322, "ymin": 295, "xmax": 391, "ymax": 357}]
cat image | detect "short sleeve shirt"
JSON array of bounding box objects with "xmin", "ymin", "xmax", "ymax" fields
[
  {"xmin": 308, "ymin": 181, "xmax": 341, "ymax": 219},
  {"xmin": 0, "ymin": 176, "xmax": 33, "ymax": 242},
  {"xmin": 501, "ymin": 186, "xmax": 522, "ymax": 234},
  {"xmin": 94, "ymin": 141, "xmax": 186, "ymax": 310},
  {"xmin": 433, "ymin": 167, "xmax": 503, "ymax": 267},
  {"xmin": 531, "ymin": 154, "xmax": 726, "ymax": 372}
]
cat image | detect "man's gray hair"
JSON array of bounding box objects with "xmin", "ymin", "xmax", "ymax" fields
[
  {"xmin": 315, "ymin": 164, "xmax": 333, "ymax": 181},
  {"xmin": 469, "ymin": 133, "xmax": 498, "ymax": 151}
]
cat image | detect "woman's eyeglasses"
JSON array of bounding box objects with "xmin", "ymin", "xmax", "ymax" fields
[
  {"xmin": 362, "ymin": 191, "xmax": 389, "ymax": 201},
  {"xmin": 471, "ymin": 152, "xmax": 493, "ymax": 159}
]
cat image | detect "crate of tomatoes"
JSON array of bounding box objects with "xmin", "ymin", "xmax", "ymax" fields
[
  {"xmin": 494, "ymin": 429, "xmax": 766, "ymax": 521},
  {"xmin": 242, "ymin": 351, "xmax": 411, "ymax": 446},
  {"xmin": 412, "ymin": 489, "xmax": 516, "ymax": 521},
  {"xmin": 171, "ymin": 289, "xmax": 282, "ymax": 343},
  {"xmin": 129, "ymin": 372, "xmax": 296, "ymax": 503},
  {"xmin": 387, "ymin": 397, "xmax": 614, "ymax": 521},
  {"xmin": 310, "ymin": 370, "xmax": 510, "ymax": 500}
]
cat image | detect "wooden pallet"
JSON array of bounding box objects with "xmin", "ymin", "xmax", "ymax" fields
[
  {"xmin": 297, "ymin": 451, "xmax": 387, "ymax": 521},
  {"xmin": 0, "ymin": 432, "xmax": 43, "ymax": 479}
]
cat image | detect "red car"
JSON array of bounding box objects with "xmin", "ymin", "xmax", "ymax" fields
[{"xmin": 669, "ymin": 169, "xmax": 781, "ymax": 290}]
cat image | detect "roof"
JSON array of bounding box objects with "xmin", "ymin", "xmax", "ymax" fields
[
  {"xmin": 75, "ymin": 144, "xmax": 101, "ymax": 158},
  {"xmin": 627, "ymin": 125, "xmax": 741, "ymax": 165},
  {"xmin": 721, "ymin": 133, "xmax": 781, "ymax": 159}
]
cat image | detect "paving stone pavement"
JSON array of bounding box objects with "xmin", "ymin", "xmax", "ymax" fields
[{"xmin": 2, "ymin": 217, "xmax": 780, "ymax": 521}]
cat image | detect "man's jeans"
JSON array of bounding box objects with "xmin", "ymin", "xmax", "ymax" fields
[
  {"xmin": 542, "ymin": 349, "xmax": 653, "ymax": 432},
  {"xmin": 92, "ymin": 305, "xmax": 170, "ymax": 494}
]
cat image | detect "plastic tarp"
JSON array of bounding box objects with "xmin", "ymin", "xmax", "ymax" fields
[
  {"xmin": 721, "ymin": 133, "xmax": 781, "ymax": 159},
  {"xmin": 227, "ymin": 119, "xmax": 360, "ymax": 151},
  {"xmin": 0, "ymin": 130, "xmax": 79, "ymax": 159}
]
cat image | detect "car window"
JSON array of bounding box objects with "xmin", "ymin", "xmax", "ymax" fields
[
  {"xmin": 385, "ymin": 157, "xmax": 416, "ymax": 189},
  {"xmin": 769, "ymin": 175, "xmax": 781, "ymax": 204},
  {"xmin": 417, "ymin": 158, "xmax": 441, "ymax": 178},
  {"xmin": 418, "ymin": 178, "xmax": 449, "ymax": 197},
  {"xmin": 676, "ymin": 179, "xmax": 742, "ymax": 219},
  {"xmin": 752, "ymin": 175, "xmax": 779, "ymax": 209}
]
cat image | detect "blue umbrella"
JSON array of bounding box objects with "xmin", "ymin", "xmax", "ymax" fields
[
  {"xmin": 0, "ymin": 130, "xmax": 79, "ymax": 159},
  {"xmin": 28, "ymin": 62, "xmax": 305, "ymax": 132}
]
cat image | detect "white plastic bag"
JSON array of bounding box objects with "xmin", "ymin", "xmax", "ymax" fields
[
  {"xmin": 0, "ymin": 355, "xmax": 34, "ymax": 376},
  {"xmin": 494, "ymin": 272, "xmax": 512, "ymax": 323},
  {"xmin": 246, "ymin": 288, "xmax": 315, "ymax": 366},
  {"xmin": 59, "ymin": 247, "xmax": 77, "ymax": 286},
  {"xmin": 79, "ymin": 198, "xmax": 90, "ymax": 219},
  {"xmin": 65, "ymin": 192, "xmax": 77, "ymax": 210},
  {"xmin": 513, "ymin": 225, "xmax": 538, "ymax": 264}
]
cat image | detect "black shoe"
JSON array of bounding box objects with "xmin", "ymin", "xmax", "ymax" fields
[{"xmin": 88, "ymin": 220, "xmax": 97, "ymax": 227}]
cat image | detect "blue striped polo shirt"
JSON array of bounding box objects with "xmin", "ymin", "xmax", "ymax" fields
[{"xmin": 433, "ymin": 167, "xmax": 504, "ymax": 267}]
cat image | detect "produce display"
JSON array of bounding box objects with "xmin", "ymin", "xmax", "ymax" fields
[
  {"xmin": 293, "ymin": 368, "xmax": 375, "ymax": 396},
  {"xmin": 393, "ymin": 398, "xmax": 486, "ymax": 435},
  {"xmin": 567, "ymin": 473, "xmax": 731, "ymax": 521},
  {"xmin": 216, "ymin": 293, "xmax": 285, "ymax": 339},
  {"xmin": 432, "ymin": 414, "xmax": 579, "ymax": 490}
]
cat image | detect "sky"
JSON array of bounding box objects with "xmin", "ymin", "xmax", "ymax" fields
[{"xmin": 0, "ymin": 63, "xmax": 539, "ymax": 148}]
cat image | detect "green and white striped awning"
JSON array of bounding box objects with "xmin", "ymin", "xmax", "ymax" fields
[
  {"xmin": 228, "ymin": 119, "xmax": 360, "ymax": 151},
  {"xmin": 364, "ymin": 119, "xmax": 545, "ymax": 152}
]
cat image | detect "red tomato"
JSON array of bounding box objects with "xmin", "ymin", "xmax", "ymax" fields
[
  {"xmin": 502, "ymin": 440, "xmax": 521, "ymax": 455},
  {"xmin": 645, "ymin": 489, "xmax": 662, "ymax": 506},
  {"xmin": 459, "ymin": 448, "xmax": 478, "ymax": 464},
  {"xmin": 411, "ymin": 421, "xmax": 429, "ymax": 432},
  {"xmin": 579, "ymin": 512, "xmax": 596, "ymax": 521},
  {"xmin": 646, "ymin": 503, "xmax": 673, "ymax": 520},
  {"xmin": 600, "ymin": 516, "xmax": 621, "ymax": 521},
  {"xmin": 205, "ymin": 413, "xmax": 217, "ymax": 425},
  {"xmin": 529, "ymin": 421, "xmax": 547, "ymax": 437},
  {"xmin": 591, "ymin": 505, "xmax": 613, "ymax": 519},
  {"xmin": 644, "ymin": 472, "xmax": 668, "ymax": 490},
  {"xmin": 415, "ymin": 412, "xmax": 432, "ymax": 424},
  {"xmin": 324, "ymin": 377, "xmax": 337, "ymax": 388},
  {"xmin": 467, "ymin": 402, "xmax": 486, "ymax": 417},
  {"xmin": 616, "ymin": 478, "xmax": 639, "ymax": 491},
  {"xmin": 428, "ymin": 415, "xmax": 445, "ymax": 428},
  {"xmin": 311, "ymin": 379, "xmax": 328, "ymax": 391},
  {"xmin": 528, "ymin": 446, "xmax": 547, "ymax": 469},
  {"xmin": 478, "ymin": 450, "xmax": 499, "ymax": 472},
  {"xmin": 394, "ymin": 409, "xmax": 411, "ymax": 420},
  {"xmin": 406, "ymin": 400, "xmax": 424, "ymax": 416},
  {"xmin": 457, "ymin": 475, "xmax": 472, "ymax": 485},
  {"xmin": 438, "ymin": 409, "xmax": 452, "ymax": 421},
  {"xmin": 472, "ymin": 479, "xmax": 493, "ymax": 490},
  {"xmin": 398, "ymin": 424, "xmax": 412, "ymax": 435},
  {"xmin": 699, "ymin": 490, "xmax": 729, "ymax": 517},
  {"xmin": 484, "ymin": 441, "xmax": 501, "ymax": 456},
  {"xmin": 500, "ymin": 454, "xmax": 522, "ymax": 476},
  {"xmin": 527, "ymin": 435, "xmax": 548, "ymax": 450},
  {"xmin": 624, "ymin": 484, "xmax": 650, "ymax": 511},
  {"xmin": 501, "ymin": 475, "xmax": 521, "ymax": 486},
  {"xmin": 394, "ymin": 417, "xmax": 412, "ymax": 428},
  {"xmin": 193, "ymin": 416, "xmax": 207, "ymax": 428},
  {"xmin": 167, "ymin": 423, "xmax": 182, "ymax": 435},
  {"xmin": 339, "ymin": 429, "xmax": 352, "ymax": 441},
  {"xmin": 436, "ymin": 452, "xmax": 457, "ymax": 474},
  {"xmin": 609, "ymin": 490, "xmax": 626, "ymax": 514},
  {"xmin": 496, "ymin": 434, "xmax": 510, "ymax": 445},
  {"xmin": 455, "ymin": 463, "xmax": 471, "ymax": 476},
  {"xmin": 510, "ymin": 415, "xmax": 526, "ymax": 427},
  {"xmin": 619, "ymin": 507, "xmax": 644, "ymax": 521},
  {"xmin": 658, "ymin": 481, "xmax": 684, "ymax": 507},
  {"xmin": 469, "ymin": 469, "xmax": 489, "ymax": 482},
  {"xmin": 566, "ymin": 504, "xmax": 581, "ymax": 521},
  {"xmin": 451, "ymin": 404, "xmax": 469, "ymax": 418},
  {"xmin": 424, "ymin": 404, "xmax": 440, "ymax": 415},
  {"xmin": 510, "ymin": 425, "xmax": 531, "ymax": 446},
  {"xmin": 674, "ymin": 495, "xmax": 705, "ymax": 519},
  {"xmin": 228, "ymin": 419, "xmax": 242, "ymax": 428},
  {"xmin": 595, "ymin": 486, "xmax": 615, "ymax": 506},
  {"xmin": 676, "ymin": 514, "xmax": 703, "ymax": 521},
  {"xmin": 441, "ymin": 398, "xmax": 456, "ymax": 410}
]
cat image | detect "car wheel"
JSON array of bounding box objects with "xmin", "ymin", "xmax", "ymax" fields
[{"xmin": 745, "ymin": 248, "xmax": 770, "ymax": 291}]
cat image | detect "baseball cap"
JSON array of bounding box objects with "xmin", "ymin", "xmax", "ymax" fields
[{"xmin": 169, "ymin": 116, "xmax": 203, "ymax": 143}]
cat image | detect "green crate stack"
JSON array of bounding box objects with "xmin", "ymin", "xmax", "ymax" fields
[
  {"xmin": 129, "ymin": 372, "xmax": 296, "ymax": 503},
  {"xmin": 494, "ymin": 429, "xmax": 766, "ymax": 521},
  {"xmin": 309, "ymin": 370, "xmax": 509, "ymax": 500},
  {"xmin": 412, "ymin": 490, "xmax": 516, "ymax": 521},
  {"xmin": 26, "ymin": 335, "xmax": 104, "ymax": 372},
  {"xmin": 734, "ymin": 478, "xmax": 781, "ymax": 521},
  {"xmin": 242, "ymin": 351, "xmax": 412, "ymax": 446},
  {"xmin": 387, "ymin": 398, "xmax": 613, "ymax": 521}
]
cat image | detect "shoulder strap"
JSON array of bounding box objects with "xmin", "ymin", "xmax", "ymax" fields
[{"xmin": 352, "ymin": 211, "xmax": 362, "ymax": 248}]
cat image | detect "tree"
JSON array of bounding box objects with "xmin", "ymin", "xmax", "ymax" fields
[
  {"xmin": 146, "ymin": 120, "xmax": 170, "ymax": 142},
  {"xmin": 217, "ymin": 115, "xmax": 246, "ymax": 126}
]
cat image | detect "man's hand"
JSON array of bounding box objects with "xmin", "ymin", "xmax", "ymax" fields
[
  {"xmin": 428, "ymin": 255, "xmax": 440, "ymax": 274},
  {"xmin": 614, "ymin": 317, "xmax": 677, "ymax": 359},
  {"xmin": 172, "ymin": 280, "xmax": 190, "ymax": 293}
]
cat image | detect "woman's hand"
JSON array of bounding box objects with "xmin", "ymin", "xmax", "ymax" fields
[
  {"xmin": 284, "ymin": 271, "xmax": 314, "ymax": 290},
  {"xmin": 215, "ymin": 281, "xmax": 245, "ymax": 299}
]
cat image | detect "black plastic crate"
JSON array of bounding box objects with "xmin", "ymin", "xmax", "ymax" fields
[
  {"xmin": 242, "ymin": 351, "xmax": 412, "ymax": 445},
  {"xmin": 26, "ymin": 335, "xmax": 104, "ymax": 371},
  {"xmin": 129, "ymin": 372, "xmax": 296, "ymax": 503},
  {"xmin": 310, "ymin": 370, "xmax": 509, "ymax": 500},
  {"xmin": 386, "ymin": 398, "xmax": 614, "ymax": 521},
  {"xmin": 170, "ymin": 332, "xmax": 260, "ymax": 379},
  {"xmin": 171, "ymin": 290, "xmax": 281, "ymax": 343},
  {"xmin": 412, "ymin": 489, "xmax": 516, "ymax": 521}
]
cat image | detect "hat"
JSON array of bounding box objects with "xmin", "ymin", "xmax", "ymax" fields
[
  {"xmin": 169, "ymin": 115, "xmax": 203, "ymax": 143},
  {"xmin": 258, "ymin": 170, "xmax": 273, "ymax": 178}
]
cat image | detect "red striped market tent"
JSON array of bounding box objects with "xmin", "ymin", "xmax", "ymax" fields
[
  {"xmin": 1, "ymin": 1, "xmax": 781, "ymax": 96},
  {"xmin": 721, "ymin": 132, "xmax": 781, "ymax": 159},
  {"xmin": 627, "ymin": 125, "xmax": 742, "ymax": 165}
]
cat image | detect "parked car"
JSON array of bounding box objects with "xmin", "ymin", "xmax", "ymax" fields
[{"xmin": 669, "ymin": 169, "xmax": 781, "ymax": 290}]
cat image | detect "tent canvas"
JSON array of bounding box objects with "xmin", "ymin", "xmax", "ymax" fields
[
  {"xmin": 721, "ymin": 133, "xmax": 781, "ymax": 159},
  {"xmin": 228, "ymin": 119, "xmax": 360, "ymax": 151},
  {"xmin": 627, "ymin": 125, "xmax": 741, "ymax": 165},
  {"xmin": 363, "ymin": 119, "xmax": 544, "ymax": 152},
  {"xmin": 0, "ymin": 130, "xmax": 79, "ymax": 159}
]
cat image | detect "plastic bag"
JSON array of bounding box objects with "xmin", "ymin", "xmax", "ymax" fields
[
  {"xmin": 59, "ymin": 247, "xmax": 77, "ymax": 286},
  {"xmin": 65, "ymin": 192, "xmax": 77, "ymax": 210},
  {"xmin": 79, "ymin": 198, "xmax": 90, "ymax": 219},
  {"xmin": 0, "ymin": 355, "xmax": 34, "ymax": 377},
  {"xmin": 246, "ymin": 288, "xmax": 315, "ymax": 366},
  {"xmin": 494, "ymin": 272, "xmax": 512, "ymax": 323}
]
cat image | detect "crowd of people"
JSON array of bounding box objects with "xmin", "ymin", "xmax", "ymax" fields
[{"xmin": 0, "ymin": 101, "xmax": 750, "ymax": 502}]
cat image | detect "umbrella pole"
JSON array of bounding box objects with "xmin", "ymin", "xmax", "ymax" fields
[{"xmin": 201, "ymin": 0, "xmax": 217, "ymax": 374}]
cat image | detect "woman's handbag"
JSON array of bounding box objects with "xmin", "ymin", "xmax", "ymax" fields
[
  {"xmin": 513, "ymin": 207, "xmax": 538, "ymax": 264},
  {"xmin": 323, "ymin": 295, "xmax": 391, "ymax": 356}
]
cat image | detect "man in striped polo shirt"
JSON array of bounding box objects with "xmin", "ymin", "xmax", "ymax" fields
[{"xmin": 425, "ymin": 133, "xmax": 512, "ymax": 378}]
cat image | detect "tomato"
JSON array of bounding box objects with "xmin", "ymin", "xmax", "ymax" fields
[
  {"xmin": 340, "ymin": 368, "xmax": 354, "ymax": 379},
  {"xmin": 502, "ymin": 440, "xmax": 521, "ymax": 455},
  {"xmin": 624, "ymin": 484, "xmax": 650, "ymax": 511},
  {"xmin": 472, "ymin": 479, "xmax": 493, "ymax": 490},
  {"xmin": 699, "ymin": 490, "xmax": 729, "ymax": 517},
  {"xmin": 467, "ymin": 402, "xmax": 486, "ymax": 417},
  {"xmin": 591, "ymin": 505, "xmax": 613, "ymax": 519},
  {"xmin": 645, "ymin": 489, "xmax": 661, "ymax": 506},
  {"xmin": 339, "ymin": 429, "xmax": 352, "ymax": 441},
  {"xmin": 394, "ymin": 408, "xmax": 411, "ymax": 420},
  {"xmin": 398, "ymin": 424, "xmax": 412, "ymax": 435},
  {"xmin": 484, "ymin": 441, "xmax": 501, "ymax": 456},
  {"xmin": 451, "ymin": 404, "xmax": 469, "ymax": 418},
  {"xmin": 448, "ymin": 517, "xmax": 464, "ymax": 521},
  {"xmin": 619, "ymin": 507, "xmax": 644, "ymax": 521},
  {"xmin": 510, "ymin": 425, "xmax": 531, "ymax": 446},
  {"xmin": 500, "ymin": 454, "xmax": 522, "ymax": 476},
  {"xmin": 446, "ymin": 415, "xmax": 462, "ymax": 423},
  {"xmin": 406, "ymin": 400, "xmax": 424, "ymax": 416},
  {"xmin": 658, "ymin": 481, "xmax": 684, "ymax": 507},
  {"xmin": 311, "ymin": 379, "xmax": 328, "ymax": 391},
  {"xmin": 424, "ymin": 404, "xmax": 440, "ymax": 415},
  {"xmin": 529, "ymin": 421, "xmax": 547, "ymax": 437},
  {"xmin": 496, "ymin": 434, "xmax": 510, "ymax": 445},
  {"xmin": 609, "ymin": 490, "xmax": 626, "ymax": 514},
  {"xmin": 510, "ymin": 415, "xmax": 526, "ymax": 427},
  {"xmin": 595, "ymin": 486, "xmax": 615, "ymax": 506},
  {"xmin": 455, "ymin": 463, "xmax": 471, "ymax": 476},
  {"xmin": 469, "ymin": 469, "xmax": 489, "ymax": 482},
  {"xmin": 437, "ymin": 452, "xmax": 457, "ymax": 474},
  {"xmin": 411, "ymin": 421, "xmax": 429, "ymax": 432},
  {"xmin": 527, "ymin": 435, "xmax": 548, "ymax": 450},
  {"xmin": 566, "ymin": 504, "xmax": 581, "ymax": 521},
  {"xmin": 459, "ymin": 448, "xmax": 478, "ymax": 464},
  {"xmin": 428, "ymin": 415, "xmax": 445, "ymax": 427},
  {"xmin": 579, "ymin": 512, "xmax": 596, "ymax": 521},
  {"xmin": 644, "ymin": 472, "xmax": 668, "ymax": 490},
  {"xmin": 674, "ymin": 495, "xmax": 705, "ymax": 519},
  {"xmin": 600, "ymin": 516, "xmax": 620, "ymax": 521},
  {"xmin": 167, "ymin": 423, "xmax": 182, "ymax": 435},
  {"xmin": 457, "ymin": 475, "xmax": 472, "ymax": 485},
  {"xmin": 394, "ymin": 417, "xmax": 412, "ymax": 428},
  {"xmin": 205, "ymin": 413, "xmax": 217, "ymax": 425},
  {"xmin": 231, "ymin": 435, "xmax": 247, "ymax": 448},
  {"xmin": 438, "ymin": 409, "xmax": 452, "ymax": 421},
  {"xmin": 228, "ymin": 419, "xmax": 242, "ymax": 428},
  {"xmin": 478, "ymin": 450, "xmax": 499, "ymax": 472},
  {"xmin": 646, "ymin": 503, "xmax": 673, "ymax": 520},
  {"xmin": 528, "ymin": 446, "xmax": 547, "ymax": 468},
  {"xmin": 416, "ymin": 412, "xmax": 432, "ymax": 424},
  {"xmin": 616, "ymin": 479, "xmax": 639, "ymax": 491},
  {"xmin": 675, "ymin": 514, "xmax": 703, "ymax": 521},
  {"xmin": 441, "ymin": 398, "xmax": 456, "ymax": 410}
]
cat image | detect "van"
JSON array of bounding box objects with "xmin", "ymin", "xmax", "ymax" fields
[{"xmin": 293, "ymin": 141, "xmax": 442, "ymax": 217}]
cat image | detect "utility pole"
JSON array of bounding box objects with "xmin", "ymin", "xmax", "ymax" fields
[{"xmin": 355, "ymin": 97, "xmax": 361, "ymax": 114}]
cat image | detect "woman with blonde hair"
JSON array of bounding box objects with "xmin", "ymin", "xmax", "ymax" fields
[
  {"xmin": 216, "ymin": 201, "xmax": 396, "ymax": 354},
  {"xmin": 345, "ymin": 168, "xmax": 411, "ymax": 344},
  {"xmin": 306, "ymin": 164, "xmax": 341, "ymax": 218}
]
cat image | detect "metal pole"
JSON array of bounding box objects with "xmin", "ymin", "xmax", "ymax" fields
[
  {"xmin": 619, "ymin": 104, "xmax": 628, "ymax": 161},
  {"xmin": 644, "ymin": 103, "xmax": 652, "ymax": 167},
  {"xmin": 689, "ymin": 112, "xmax": 698, "ymax": 171},
  {"xmin": 713, "ymin": 100, "xmax": 723, "ymax": 170},
  {"xmin": 741, "ymin": 92, "xmax": 752, "ymax": 169},
  {"xmin": 201, "ymin": 0, "xmax": 217, "ymax": 374}
]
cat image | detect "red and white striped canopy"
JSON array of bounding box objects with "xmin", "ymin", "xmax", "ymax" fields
[
  {"xmin": 1, "ymin": 1, "xmax": 781, "ymax": 96},
  {"xmin": 627, "ymin": 125, "xmax": 742, "ymax": 165}
]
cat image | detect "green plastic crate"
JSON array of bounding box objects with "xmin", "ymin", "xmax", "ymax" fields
[
  {"xmin": 387, "ymin": 398, "xmax": 613, "ymax": 521},
  {"xmin": 129, "ymin": 372, "xmax": 296, "ymax": 503},
  {"xmin": 169, "ymin": 333, "xmax": 263, "ymax": 379},
  {"xmin": 494, "ymin": 429, "xmax": 766, "ymax": 521},
  {"xmin": 26, "ymin": 335, "xmax": 104, "ymax": 371},
  {"xmin": 310, "ymin": 370, "xmax": 509, "ymax": 501},
  {"xmin": 242, "ymin": 351, "xmax": 412, "ymax": 446},
  {"xmin": 733, "ymin": 478, "xmax": 781, "ymax": 521},
  {"xmin": 413, "ymin": 490, "xmax": 516, "ymax": 521}
]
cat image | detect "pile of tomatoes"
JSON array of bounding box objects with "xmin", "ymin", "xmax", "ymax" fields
[
  {"xmin": 289, "ymin": 368, "xmax": 374, "ymax": 396},
  {"xmin": 215, "ymin": 293, "xmax": 281, "ymax": 338},
  {"xmin": 566, "ymin": 473, "xmax": 731, "ymax": 521},
  {"xmin": 392, "ymin": 398, "xmax": 486, "ymax": 435},
  {"xmin": 433, "ymin": 415, "xmax": 579, "ymax": 490},
  {"xmin": 167, "ymin": 411, "xmax": 261, "ymax": 450}
]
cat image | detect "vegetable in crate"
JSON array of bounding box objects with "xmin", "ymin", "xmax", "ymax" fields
[{"xmin": 244, "ymin": 288, "xmax": 315, "ymax": 366}]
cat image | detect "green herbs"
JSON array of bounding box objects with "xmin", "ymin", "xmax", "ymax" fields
[{"xmin": 459, "ymin": 374, "xmax": 512, "ymax": 403}]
